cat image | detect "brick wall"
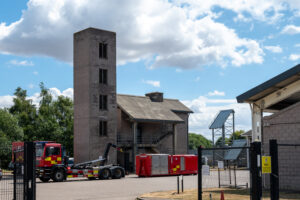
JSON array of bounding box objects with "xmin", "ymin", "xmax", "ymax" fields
[{"xmin": 263, "ymin": 101, "xmax": 300, "ymax": 191}]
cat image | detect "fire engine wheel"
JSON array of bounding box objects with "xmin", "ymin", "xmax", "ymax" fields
[
  {"xmin": 99, "ymin": 168, "xmax": 111, "ymax": 180},
  {"xmin": 53, "ymin": 169, "xmax": 64, "ymax": 182},
  {"xmin": 39, "ymin": 177, "xmax": 50, "ymax": 182},
  {"xmin": 112, "ymin": 168, "xmax": 123, "ymax": 179}
]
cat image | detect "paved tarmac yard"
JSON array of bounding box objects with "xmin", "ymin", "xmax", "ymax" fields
[{"xmin": 37, "ymin": 170, "xmax": 249, "ymax": 200}]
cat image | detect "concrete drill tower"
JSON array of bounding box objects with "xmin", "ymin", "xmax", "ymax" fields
[{"xmin": 73, "ymin": 28, "xmax": 117, "ymax": 163}]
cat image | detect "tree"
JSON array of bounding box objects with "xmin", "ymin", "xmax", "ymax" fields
[
  {"xmin": 9, "ymin": 83, "xmax": 74, "ymax": 156},
  {"xmin": 9, "ymin": 87, "xmax": 37, "ymax": 141},
  {"xmin": 52, "ymin": 96, "xmax": 74, "ymax": 156},
  {"xmin": 35, "ymin": 83, "xmax": 74, "ymax": 155},
  {"xmin": 0, "ymin": 109, "xmax": 23, "ymax": 168},
  {"xmin": 215, "ymin": 136, "xmax": 230, "ymax": 147},
  {"xmin": 189, "ymin": 133, "xmax": 212, "ymax": 150},
  {"xmin": 228, "ymin": 130, "xmax": 245, "ymax": 145},
  {"xmin": 215, "ymin": 130, "xmax": 246, "ymax": 147}
]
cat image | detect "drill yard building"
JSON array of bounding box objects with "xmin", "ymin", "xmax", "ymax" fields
[{"xmin": 74, "ymin": 28, "xmax": 192, "ymax": 171}]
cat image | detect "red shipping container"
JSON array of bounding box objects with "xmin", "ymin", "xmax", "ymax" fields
[{"xmin": 136, "ymin": 154, "xmax": 198, "ymax": 177}]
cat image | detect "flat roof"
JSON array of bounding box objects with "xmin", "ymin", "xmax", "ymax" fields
[
  {"xmin": 236, "ymin": 64, "xmax": 300, "ymax": 110},
  {"xmin": 209, "ymin": 109, "xmax": 234, "ymax": 129}
]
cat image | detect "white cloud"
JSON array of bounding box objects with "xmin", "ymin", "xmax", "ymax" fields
[
  {"xmin": 0, "ymin": 88, "xmax": 73, "ymax": 108},
  {"xmin": 143, "ymin": 80, "xmax": 160, "ymax": 88},
  {"xmin": 264, "ymin": 45, "xmax": 282, "ymax": 53},
  {"xmin": 0, "ymin": 0, "xmax": 265, "ymax": 69},
  {"xmin": 208, "ymin": 90, "xmax": 225, "ymax": 96},
  {"xmin": 33, "ymin": 71, "xmax": 38, "ymax": 75},
  {"xmin": 179, "ymin": 0, "xmax": 287, "ymax": 22},
  {"xmin": 8, "ymin": 59, "xmax": 34, "ymax": 66},
  {"xmin": 49, "ymin": 88, "xmax": 73, "ymax": 99},
  {"xmin": 233, "ymin": 14, "xmax": 252, "ymax": 22},
  {"xmin": 295, "ymin": 43, "xmax": 300, "ymax": 48},
  {"xmin": 182, "ymin": 96, "xmax": 251, "ymax": 138},
  {"xmin": 281, "ymin": 25, "xmax": 300, "ymax": 35},
  {"xmin": 0, "ymin": 95, "xmax": 15, "ymax": 108},
  {"xmin": 289, "ymin": 54, "xmax": 300, "ymax": 61}
]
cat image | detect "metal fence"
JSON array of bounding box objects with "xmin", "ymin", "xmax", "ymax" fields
[
  {"xmin": 269, "ymin": 139, "xmax": 300, "ymax": 200},
  {"xmin": 0, "ymin": 144, "xmax": 13, "ymax": 200},
  {"xmin": 0, "ymin": 142, "xmax": 35, "ymax": 200},
  {"xmin": 198, "ymin": 142, "xmax": 262, "ymax": 200}
]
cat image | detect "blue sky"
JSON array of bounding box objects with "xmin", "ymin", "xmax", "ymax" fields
[{"xmin": 0, "ymin": 0, "xmax": 299, "ymax": 138}]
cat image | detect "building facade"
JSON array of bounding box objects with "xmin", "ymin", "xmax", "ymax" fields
[
  {"xmin": 74, "ymin": 28, "xmax": 117, "ymax": 164},
  {"xmin": 74, "ymin": 28, "xmax": 192, "ymax": 171},
  {"xmin": 263, "ymin": 101, "xmax": 300, "ymax": 190}
]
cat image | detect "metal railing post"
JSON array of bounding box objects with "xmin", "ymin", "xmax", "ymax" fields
[
  {"xmin": 177, "ymin": 176, "xmax": 180, "ymax": 194},
  {"xmin": 198, "ymin": 146, "xmax": 202, "ymax": 200},
  {"xmin": 250, "ymin": 142, "xmax": 262, "ymax": 200},
  {"xmin": 270, "ymin": 139, "xmax": 279, "ymax": 200}
]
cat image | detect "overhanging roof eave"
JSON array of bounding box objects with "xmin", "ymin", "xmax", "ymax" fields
[{"xmin": 236, "ymin": 64, "xmax": 300, "ymax": 103}]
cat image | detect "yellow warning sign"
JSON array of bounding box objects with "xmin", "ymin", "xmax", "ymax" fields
[{"xmin": 262, "ymin": 156, "xmax": 271, "ymax": 174}]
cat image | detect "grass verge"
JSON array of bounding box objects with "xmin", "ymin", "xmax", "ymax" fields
[{"xmin": 140, "ymin": 188, "xmax": 300, "ymax": 200}]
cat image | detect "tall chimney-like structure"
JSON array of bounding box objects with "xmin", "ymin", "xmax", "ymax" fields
[{"xmin": 73, "ymin": 28, "xmax": 117, "ymax": 163}]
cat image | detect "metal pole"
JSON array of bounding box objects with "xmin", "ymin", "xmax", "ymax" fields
[
  {"xmin": 218, "ymin": 167, "xmax": 220, "ymax": 188},
  {"xmin": 13, "ymin": 152, "xmax": 16, "ymax": 200},
  {"xmin": 181, "ymin": 175, "xmax": 184, "ymax": 193},
  {"xmin": 232, "ymin": 111, "xmax": 235, "ymax": 140},
  {"xmin": 229, "ymin": 162, "xmax": 232, "ymax": 185},
  {"xmin": 177, "ymin": 176, "xmax": 180, "ymax": 194},
  {"xmin": 234, "ymin": 164, "xmax": 237, "ymax": 188},
  {"xmin": 198, "ymin": 146, "xmax": 202, "ymax": 200},
  {"xmin": 270, "ymin": 140, "xmax": 279, "ymax": 200},
  {"xmin": 250, "ymin": 142, "xmax": 262, "ymax": 200},
  {"xmin": 212, "ymin": 129, "xmax": 215, "ymax": 168}
]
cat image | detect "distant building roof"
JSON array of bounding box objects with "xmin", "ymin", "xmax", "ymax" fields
[
  {"xmin": 117, "ymin": 94, "xmax": 193, "ymax": 123},
  {"xmin": 209, "ymin": 109, "xmax": 234, "ymax": 129},
  {"xmin": 241, "ymin": 130, "xmax": 252, "ymax": 137},
  {"xmin": 236, "ymin": 64, "xmax": 300, "ymax": 110},
  {"xmin": 224, "ymin": 139, "xmax": 247, "ymax": 160}
]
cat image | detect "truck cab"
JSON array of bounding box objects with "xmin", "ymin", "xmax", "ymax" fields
[{"xmin": 36, "ymin": 142, "xmax": 63, "ymax": 168}]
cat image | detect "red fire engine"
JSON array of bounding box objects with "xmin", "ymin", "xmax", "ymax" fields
[
  {"xmin": 12, "ymin": 141, "xmax": 125, "ymax": 182},
  {"xmin": 136, "ymin": 154, "xmax": 198, "ymax": 177}
]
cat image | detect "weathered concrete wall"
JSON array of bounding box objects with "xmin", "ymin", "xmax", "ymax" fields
[
  {"xmin": 175, "ymin": 113, "xmax": 189, "ymax": 154},
  {"xmin": 263, "ymin": 101, "xmax": 300, "ymax": 191},
  {"xmin": 74, "ymin": 28, "xmax": 117, "ymax": 164}
]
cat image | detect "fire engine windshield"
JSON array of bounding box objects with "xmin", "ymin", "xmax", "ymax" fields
[
  {"xmin": 45, "ymin": 147, "xmax": 60, "ymax": 157},
  {"xmin": 36, "ymin": 144, "xmax": 44, "ymax": 157}
]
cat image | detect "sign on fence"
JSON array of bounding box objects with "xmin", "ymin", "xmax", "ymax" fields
[
  {"xmin": 262, "ymin": 156, "xmax": 271, "ymax": 174},
  {"xmin": 202, "ymin": 165, "xmax": 210, "ymax": 175},
  {"xmin": 218, "ymin": 161, "xmax": 224, "ymax": 169}
]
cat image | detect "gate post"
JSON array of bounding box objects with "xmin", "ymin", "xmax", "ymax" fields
[
  {"xmin": 13, "ymin": 152, "xmax": 16, "ymax": 200},
  {"xmin": 250, "ymin": 142, "xmax": 262, "ymax": 200},
  {"xmin": 270, "ymin": 139, "xmax": 279, "ymax": 200},
  {"xmin": 197, "ymin": 146, "xmax": 202, "ymax": 200},
  {"xmin": 24, "ymin": 142, "xmax": 36, "ymax": 200}
]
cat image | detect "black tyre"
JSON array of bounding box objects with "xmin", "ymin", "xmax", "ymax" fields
[
  {"xmin": 52, "ymin": 169, "xmax": 64, "ymax": 182},
  {"xmin": 39, "ymin": 177, "xmax": 50, "ymax": 182},
  {"xmin": 112, "ymin": 168, "xmax": 123, "ymax": 179},
  {"xmin": 99, "ymin": 168, "xmax": 111, "ymax": 180},
  {"xmin": 88, "ymin": 177, "xmax": 96, "ymax": 180}
]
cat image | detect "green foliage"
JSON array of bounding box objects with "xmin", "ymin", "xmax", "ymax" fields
[
  {"xmin": 0, "ymin": 109, "xmax": 23, "ymax": 168},
  {"xmin": 9, "ymin": 87, "xmax": 37, "ymax": 141},
  {"xmin": 215, "ymin": 136, "xmax": 230, "ymax": 147},
  {"xmin": 8, "ymin": 83, "xmax": 74, "ymax": 156},
  {"xmin": 228, "ymin": 130, "xmax": 245, "ymax": 144},
  {"xmin": 189, "ymin": 133, "xmax": 212, "ymax": 150},
  {"xmin": 215, "ymin": 130, "xmax": 246, "ymax": 147}
]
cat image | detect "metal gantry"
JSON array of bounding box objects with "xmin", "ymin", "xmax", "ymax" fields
[{"xmin": 209, "ymin": 109, "xmax": 235, "ymax": 165}]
